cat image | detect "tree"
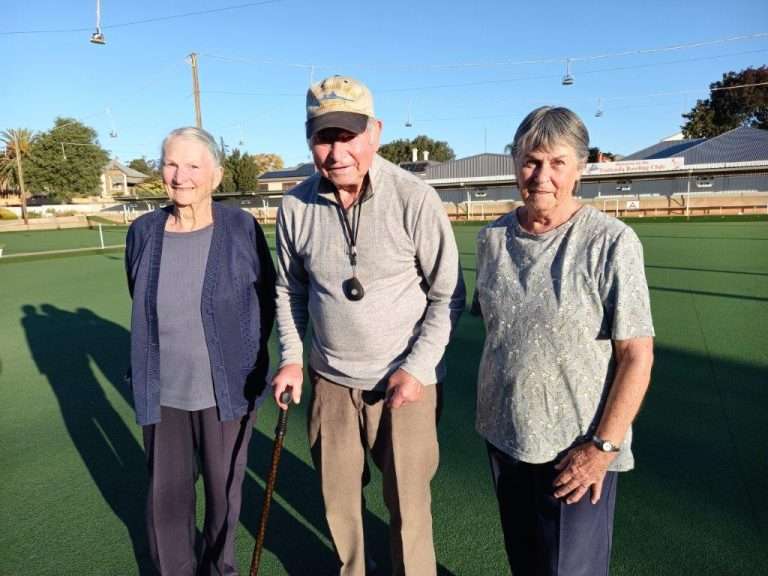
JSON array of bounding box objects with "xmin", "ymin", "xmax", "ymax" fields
[
  {"xmin": 1, "ymin": 128, "xmax": 35, "ymax": 224},
  {"xmin": 588, "ymin": 147, "xmax": 617, "ymax": 162},
  {"xmin": 223, "ymin": 149, "xmax": 259, "ymax": 192},
  {"xmin": 219, "ymin": 169, "xmax": 236, "ymax": 194},
  {"xmin": 251, "ymin": 153, "xmax": 284, "ymax": 176},
  {"xmin": 127, "ymin": 157, "xmax": 165, "ymax": 197},
  {"xmin": 378, "ymin": 135, "xmax": 455, "ymax": 164},
  {"xmin": 504, "ymin": 143, "xmax": 617, "ymax": 162},
  {"xmin": 682, "ymin": 66, "xmax": 768, "ymax": 138},
  {"xmin": 134, "ymin": 179, "xmax": 166, "ymax": 198},
  {"xmin": 25, "ymin": 118, "xmax": 109, "ymax": 202},
  {"xmin": 128, "ymin": 157, "xmax": 159, "ymax": 178}
]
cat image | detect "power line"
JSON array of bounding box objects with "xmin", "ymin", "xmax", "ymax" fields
[
  {"xmin": 575, "ymin": 48, "xmax": 768, "ymax": 79},
  {"xmin": 201, "ymin": 90, "xmax": 304, "ymax": 97},
  {"xmin": 196, "ymin": 53, "xmax": 767, "ymax": 101},
  {"xmin": 1, "ymin": 0, "xmax": 282, "ymax": 35},
  {"xmin": 198, "ymin": 31, "xmax": 768, "ymax": 71},
  {"xmin": 201, "ymin": 54, "xmax": 315, "ymax": 70},
  {"xmin": 413, "ymin": 81, "xmax": 768, "ymax": 123},
  {"xmin": 380, "ymin": 48, "xmax": 768, "ymax": 94}
]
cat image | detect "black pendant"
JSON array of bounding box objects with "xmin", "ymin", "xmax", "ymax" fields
[{"xmin": 343, "ymin": 277, "xmax": 365, "ymax": 301}]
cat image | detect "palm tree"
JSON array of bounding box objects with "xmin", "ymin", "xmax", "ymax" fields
[{"xmin": 1, "ymin": 128, "xmax": 34, "ymax": 224}]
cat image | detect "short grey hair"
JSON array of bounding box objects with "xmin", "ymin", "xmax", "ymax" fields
[
  {"xmin": 511, "ymin": 106, "xmax": 589, "ymax": 166},
  {"xmin": 161, "ymin": 127, "xmax": 222, "ymax": 168}
]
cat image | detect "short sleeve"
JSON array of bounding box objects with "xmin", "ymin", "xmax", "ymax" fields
[{"xmin": 601, "ymin": 228, "xmax": 655, "ymax": 340}]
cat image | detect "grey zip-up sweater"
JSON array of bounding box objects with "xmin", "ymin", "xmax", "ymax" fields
[{"xmin": 275, "ymin": 154, "xmax": 465, "ymax": 389}]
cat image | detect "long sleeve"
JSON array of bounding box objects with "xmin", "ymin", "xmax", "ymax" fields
[
  {"xmin": 274, "ymin": 202, "xmax": 310, "ymax": 367},
  {"xmin": 399, "ymin": 188, "xmax": 466, "ymax": 384}
]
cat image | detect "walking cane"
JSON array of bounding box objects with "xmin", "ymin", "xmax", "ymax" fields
[{"xmin": 249, "ymin": 389, "xmax": 292, "ymax": 576}]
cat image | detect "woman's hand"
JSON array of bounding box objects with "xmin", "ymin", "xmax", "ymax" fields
[{"xmin": 553, "ymin": 443, "xmax": 617, "ymax": 504}]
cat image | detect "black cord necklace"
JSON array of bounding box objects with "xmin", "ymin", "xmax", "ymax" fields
[{"xmin": 335, "ymin": 191, "xmax": 365, "ymax": 301}]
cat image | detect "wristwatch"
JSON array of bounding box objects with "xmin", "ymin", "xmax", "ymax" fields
[{"xmin": 591, "ymin": 435, "xmax": 621, "ymax": 453}]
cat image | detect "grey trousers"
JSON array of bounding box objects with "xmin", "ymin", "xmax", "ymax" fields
[
  {"xmin": 142, "ymin": 406, "xmax": 254, "ymax": 576},
  {"xmin": 487, "ymin": 442, "xmax": 618, "ymax": 576},
  {"xmin": 309, "ymin": 372, "xmax": 441, "ymax": 576}
]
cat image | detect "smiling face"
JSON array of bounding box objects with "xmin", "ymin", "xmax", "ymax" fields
[
  {"xmin": 516, "ymin": 143, "xmax": 583, "ymax": 218},
  {"xmin": 310, "ymin": 121, "xmax": 381, "ymax": 195},
  {"xmin": 161, "ymin": 136, "xmax": 223, "ymax": 208}
]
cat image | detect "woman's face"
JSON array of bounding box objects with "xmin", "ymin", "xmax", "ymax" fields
[
  {"xmin": 161, "ymin": 137, "xmax": 223, "ymax": 208},
  {"xmin": 516, "ymin": 143, "xmax": 582, "ymax": 216}
]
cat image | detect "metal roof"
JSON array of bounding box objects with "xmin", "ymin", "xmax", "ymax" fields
[
  {"xmin": 681, "ymin": 127, "xmax": 768, "ymax": 164},
  {"xmin": 624, "ymin": 127, "xmax": 768, "ymax": 164},
  {"xmin": 424, "ymin": 153, "xmax": 516, "ymax": 180},
  {"xmin": 260, "ymin": 162, "xmax": 316, "ymax": 180},
  {"xmin": 622, "ymin": 139, "xmax": 703, "ymax": 161}
]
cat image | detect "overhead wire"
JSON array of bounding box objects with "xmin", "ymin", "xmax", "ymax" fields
[
  {"xmin": 197, "ymin": 31, "xmax": 768, "ymax": 71},
  {"xmin": 413, "ymin": 81, "xmax": 768, "ymax": 124},
  {"xmin": 1, "ymin": 0, "xmax": 282, "ymax": 35},
  {"xmin": 197, "ymin": 48, "xmax": 768, "ymax": 98},
  {"xmin": 7, "ymin": 15, "xmax": 764, "ymax": 159}
]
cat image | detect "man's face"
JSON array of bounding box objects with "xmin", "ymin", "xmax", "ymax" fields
[{"xmin": 310, "ymin": 121, "xmax": 381, "ymax": 194}]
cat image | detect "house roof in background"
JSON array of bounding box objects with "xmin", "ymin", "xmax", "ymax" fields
[
  {"xmin": 624, "ymin": 127, "xmax": 768, "ymax": 164},
  {"xmin": 106, "ymin": 159, "xmax": 148, "ymax": 179},
  {"xmin": 424, "ymin": 153, "xmax": 516, "ymax": 180},
  {"xmin": 260, "ymin": 162, "xmax": 316, "ymax": 180}
]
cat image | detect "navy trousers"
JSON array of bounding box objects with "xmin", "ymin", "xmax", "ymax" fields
[
  {"xmin": 487, "ymin": 442, "xmax": 618, "ymax": 576},
  {"xmin": 143, "ymin": 406, "xmax": 254, "ymax": 576}
]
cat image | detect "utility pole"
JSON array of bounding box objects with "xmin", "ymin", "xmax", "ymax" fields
[
  {"xmin": 13, "ymin": 136, "xmax": 29, "ymax": 225},
  {"xmin": 189, "ymin": 53, "xmax": 202, "ymax": 128}
]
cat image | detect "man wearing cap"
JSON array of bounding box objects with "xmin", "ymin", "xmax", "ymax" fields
[{"xmin": 272, "ymin": 75, "xmax": 465, "ymax": 575}]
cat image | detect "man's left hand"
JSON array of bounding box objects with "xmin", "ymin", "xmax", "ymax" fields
[
  {"xmin": 553, "ymin": 442, "xmax": 617, "ymax": 504},
  {"xmin": 385, "ymin": 369, "xmax": 424, "ymax": 409}
]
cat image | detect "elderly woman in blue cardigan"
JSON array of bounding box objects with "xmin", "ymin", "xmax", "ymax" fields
[{"xmin": 125, "ymin": 127, "xmax": 276, "ymax": 576}]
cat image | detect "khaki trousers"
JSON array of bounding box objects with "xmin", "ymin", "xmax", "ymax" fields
[{"xmin": 309, "ymin": 372, "xmax": 441, "ymax": 576}]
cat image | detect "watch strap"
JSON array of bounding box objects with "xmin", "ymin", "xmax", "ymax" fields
[{"xmin": 591, "ymin": 435, "xmax": 621, "ymax": 452}]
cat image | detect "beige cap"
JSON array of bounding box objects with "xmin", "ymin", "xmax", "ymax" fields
[{"xmin": 306, "ymin": 75, "xmax": 374, "ymax": 139}]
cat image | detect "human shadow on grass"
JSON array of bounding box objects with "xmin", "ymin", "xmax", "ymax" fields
[
  {"xmin": 241, "ymin": 428, "xmax": 337, "ymax": 575},
  {"xmin": 645, "ymin": 264, "xmax": 768, "ymax": 277},
  {"xmin": 618, "ymin": 344, "xmax": 768, "ymax": 573},
  {"xmin": 637, "ymin": 234, "xmax": 768, "ymax": 241},
  {"xmin": 244, "ymin": 411, "xmax": 456, "ymax": 575},
  {"xmin": 438, "ymin": 312, "xmax": 768, "ymax": 574},
  {"xmin": 649, "ymin": 285, "xmax": 768, "ymax": 303},
  {"xmin": 21, "ymin": 304, "xmax": 153, "ymax": 575}
]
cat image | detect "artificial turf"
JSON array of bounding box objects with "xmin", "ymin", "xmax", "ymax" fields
[
  {"xmin": 0, "ymin": 219, "xmax": 766, "ymax": 575},
  {"xmin": 0, "ymin": 226, "xmax": 128, "ymax": 255}
]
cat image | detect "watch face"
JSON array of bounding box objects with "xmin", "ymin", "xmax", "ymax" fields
[{"xmin": 602, "ymin": 441, "xmax": 612, "ymax": 452}]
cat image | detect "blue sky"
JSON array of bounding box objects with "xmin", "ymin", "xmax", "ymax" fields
[{"xmin": 4, "ymin": 0, "xmax": 768, "ymax": 167}]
